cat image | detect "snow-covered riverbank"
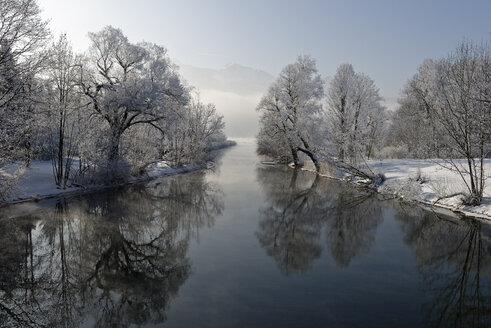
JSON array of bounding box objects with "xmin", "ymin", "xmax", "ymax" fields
[
  {"xmin": 368, "ymin": 159, "xmax": 491, "ymax": 220},
  {"xmin": 303, "ymin": 158, "xmax": 491, "ymax": 220},
  {"xmin": 0, "ymin": 160, "xmax": 204, "ymax": 206}
]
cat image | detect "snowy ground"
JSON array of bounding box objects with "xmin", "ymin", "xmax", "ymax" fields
[
  {"xmin": 368, "ymin": 159, "xmax": 491, "ymax": 220},
  {"xmin": 0, "ymin": 160, "xmax": 202, "ymax": 204}
]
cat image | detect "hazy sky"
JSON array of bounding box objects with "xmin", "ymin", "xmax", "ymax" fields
[{"xmin": 38, "ymin": 0, "xmax": 491, "ymax": 136}]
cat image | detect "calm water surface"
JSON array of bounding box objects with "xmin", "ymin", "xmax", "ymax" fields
[{"xmin": 1, "ymin": 139, "xmax": 490, "ymax": 327}]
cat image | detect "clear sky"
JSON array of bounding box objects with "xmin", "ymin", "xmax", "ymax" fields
[{"xmin": 38, "ymin": 0, "xmax": 491, "ymax": 133}]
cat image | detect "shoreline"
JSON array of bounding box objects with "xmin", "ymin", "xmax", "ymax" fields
[
  {"xmin": 0, "ymin": 142, "xmax": 237, "ymax": 210},
  {"xmin": 288, "ymin": 164, "xmax": 491, "ymax": 222},
  {"xmin": 1, "ymin": 164, "xmax": 206, "ymax": 209}
]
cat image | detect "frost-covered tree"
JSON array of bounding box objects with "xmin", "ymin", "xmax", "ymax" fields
[
  {"xmin": 0, "ymin": 14, "xmax": 232, "ymax": 198},
  {"xmin": 386, "ymin": 59, "xmax": 448, "ymax": 158},
  {"xmin": 387, "ymin": 41, "xmax": 491, "ymax": 205},
  {"xmin": 349, "ymin": 73, "xmax": 385, "ymax": 161},
  {"xmin": 257, "ymin": 56, "xmax": 325, "ymax": 170},
  {"xmin": 325, "ymin": 64, "xmax": 355, "ymax": 161},
  {"xmin": 0, "ymin": 0, "xmax": 49, "ymax": 110},
  {"xmin": 0, "ymin": 0, "xmax": 49, "ymax": 165},
  {"xmin": 160, "ymin": 95, "xmax": 225, "ymax": 166},
  {"xmin": 80, "ymin": 26, "xmax": 188, "ymax": 172},
  {"xmin": 326, "ymin": 64, "xmax": 385, "ymax": 163},
  {"xmin": 0, "ymin": 0, "xmax": 49, "ymax": 199}
]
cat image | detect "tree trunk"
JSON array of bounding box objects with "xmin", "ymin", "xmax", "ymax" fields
[
  {"xmin": 298, "ymin": 137, "xmax": 320, "ymax": 172},
  {"xmin": 57, "ymin": 114, "xmax": 64, "ymax": 187},
  {"xmin": 339, "ymin": 97, "xmax": 346, "ymax": 161},
  {"xmin": 290, "ymin": 147, "xmax": 301, "ymax": 167},
  {"xmin": 297, "ymin": 146, "xmax": 320, "ymax": 172},
  {"xmin": 108, "ymin": 126, "xmax": 121, "ymax": 162}
]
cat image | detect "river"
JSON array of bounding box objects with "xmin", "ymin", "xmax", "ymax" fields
[{"xmin": 0, "ymin": 139, "xmax": 490, "ymax": 327}]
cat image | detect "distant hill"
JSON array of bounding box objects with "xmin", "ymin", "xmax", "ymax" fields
[{"xmin": 179, "ymin": 63, "xmax": 274, "ymax": 96}]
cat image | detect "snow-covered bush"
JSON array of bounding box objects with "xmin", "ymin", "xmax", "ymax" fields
[
  {"xmin": 428, "ymin": 177, "xmax": 476, "ymax": 206},
  {"xmin": 380, "ymin": 179, "xmax": 423, "ymax": 201}
]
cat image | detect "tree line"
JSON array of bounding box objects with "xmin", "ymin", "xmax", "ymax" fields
[
  {"xmin": 0, "ymin": 0, "xmax": 229, "ymax": 199},
  {"xmin": 257, "ymin": 41, "xmax": 490, "ymax": 205}
]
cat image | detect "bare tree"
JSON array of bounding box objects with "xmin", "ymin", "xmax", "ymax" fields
[
  {"xmin": 433, "ymin": 41, "xmax": 491, "ymax": 205},
  {"xmin": 43, "ymin": 34, "xmax": 83, "ymax": 188},
  {"xmin": 388, "ymin": 41, "xmax": 491, "ymax": 204}
]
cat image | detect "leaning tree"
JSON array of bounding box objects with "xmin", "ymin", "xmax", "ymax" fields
[{"xmin": 257, "ymin": 55, "xmax": 325, "ymax": 171}]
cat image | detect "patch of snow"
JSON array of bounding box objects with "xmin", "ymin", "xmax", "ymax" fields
[
  {"xmin": 370, "ymin": 159, "xmax": 491, "ymax": 220},
  {"xmin": 4, "ymin": 160, "xmax": 65, "ymax": 201}
]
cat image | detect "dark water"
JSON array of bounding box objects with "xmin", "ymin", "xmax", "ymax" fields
[{"xmin": 1, "ymin": 139, "xmax": 491, "ymax": 327}]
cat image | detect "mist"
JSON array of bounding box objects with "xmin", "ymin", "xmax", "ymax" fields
[{"xmin": 179, "ymin": 63, "xmax": 274, "ymax": 138}]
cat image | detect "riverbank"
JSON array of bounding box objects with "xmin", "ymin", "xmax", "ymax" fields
[
  {"xmin": 369, "ymin": 159, "xmax": 491, "ymax": 220},
  {"xmin": 1, "ymin": 160, "xmax": 205, "ymax": 207},
  {"xmin": 0, "ymin": 140, "xmax": 238, "ymax": 207},
  {"xmin": 292, "ymin": 158, "xmax": 491, "ymax": 220}
]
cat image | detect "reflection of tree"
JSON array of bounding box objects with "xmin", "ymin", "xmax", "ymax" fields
[
  {"xmin": 82, "ymin": 188, "xmax": 192, "ymax": 327},
  {"xmin": 0, "ymin": 171, "xmax": 224, "ymax": 327},
  {"xmin": 256, "ymin": 165, "xmax": 383, "ymax": 274},
  {"xmin": 256, "ymin": 167, "xmax": 327, "ymax": 275},
  {"xmin": 325, "ymin": 188, "xmax": 382, "ymax": 268},
  {"xmin": 0, "ymin": 216, "xmax": 46, "ymax": 327},
  {"xmin": 396, "ymin": 205, "xmax": 491, "ymax": 327},
  {"xmin": 143, "ymin": 173, "xmax": 224, "ymax": 240}
]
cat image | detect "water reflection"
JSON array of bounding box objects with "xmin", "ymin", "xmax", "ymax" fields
[
  {"xmin": 395, "ymin": 205, "xmax": 491, "ymax": 327},
  {"xmin": 256, "ymin": 165, "xmax": 382, "ymax": 273},
  {"xmin": 256, "ymin": 165, "xmax": 491, "ymax": 326},
  {"xmin": 256, "ymin": 167, "xmax": 327, "ymax": 275},
  {"xmin": 3, "ymin": 150, "xmax": 491, "ymax": 327},
  {"xmin": 0, "ymin": 172, "xmax": 223, "ymax": 327}
]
